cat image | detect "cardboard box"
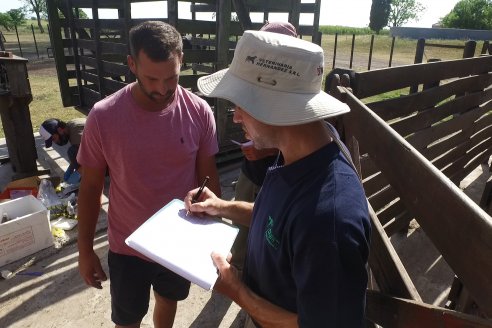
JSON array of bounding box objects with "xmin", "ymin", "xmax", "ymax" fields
[
  {"xmin": 0, "ymin": 195, "xmax": 54, "ymax": 267},
  {"xmin": 0, "ymin": 175, "xmax": 61, "ymax": 200}
]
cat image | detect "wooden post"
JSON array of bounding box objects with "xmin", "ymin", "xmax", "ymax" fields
[
  {"xmin": 481, "ymin": 40, "xmax": 490, "ymax": 55},
  {"xmin": 0, "ymin": 31, "xmax": 5, "ymax": 51},
  {"xmin": 332, "ymin": 33, "xmax": 338, "ymax": 69},
  {"xmin": 31, "ymin": 24, "xmax": 40, "ymax": 59},
  {"xmin": 67, "ymin": 0, "xmax": 83, "ymax": 106},
  {"xmin": 349, "ymin": 34, "xmax": 355, "ymax": 69},
  {"xmin": 389, "ymin": 36, "xmax": 395, "ymax": 67},
  {"xmin": 312, "ymin": 0, "xmax": 321, "ymax": 44},
  {"xmin": 168, "ymin": 0, "xmax": 178, "ymax": 27},
  {"xmin": 410, "ymin": 38, "xmax": 426, "ymax": 93},
  {"xmin": 368, "ymin": 34, "xmax": 374, "ymax": 71},
  {"xmin": 14, "ymin": 25, "xmax": 23, "ymax": 57},
  {"xmin": 46, "ymin": 0, "xmax": 72, "ymax": 106},
  {"xmin": 0, "ymin": 55, "xmax": 40, "ymax": 179},
  {"xmin": 288, "ymin": 0, "xmax": 301, "ymax": 31},
  {"xmin": 232, "ymin": 0, "xmax": 252, "ymax": 31},
  {"xmin": 216, "ymin": 0, "xmax": 232, "ymax": 148},
  {"xmin": 462, "ymin": 40, "xmax": 476, "ymax": 58},
  {"xmin": 91, "ymin": 0, "xmax": 106, "ymax": 101},
  {"xmin": 414, "ymin": 38, "xmax": 425, "ymax": 64}
]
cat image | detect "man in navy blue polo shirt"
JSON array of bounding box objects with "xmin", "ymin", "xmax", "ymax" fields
[{"xmin": 186, "ymin": 30, "xmax": 371, "ymax": 327}]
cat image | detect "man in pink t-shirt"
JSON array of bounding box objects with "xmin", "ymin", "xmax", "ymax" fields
[{"xmin": 76, "ymin": 21, "xmax": 221, "ymax": 328}]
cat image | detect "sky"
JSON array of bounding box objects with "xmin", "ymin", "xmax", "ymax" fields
[{"xmin": 0, "ymin": 0, "xmax": 461, "ymax": 28}]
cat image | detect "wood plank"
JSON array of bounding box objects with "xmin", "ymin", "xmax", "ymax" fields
[
  {"xmin": 183, "ymin": 49, "xmax": 217, "ymax": 63},
  {"xmin": 391, "ymin": 89, "xmax": 492, "ymax": 137},
  {"xmin": 343, "ymin": 89, "xmax": 492, "ymax": 316},
  {"xmin": 422, "ymin": 115, "xmax": 492, "ymax": 162},
  {"xmin": 46, "ymin": 0, "xmax": 72, "ymax": 106},
  {"xmin": 449, "ymin": 147, "xmax": 492, "ymax": 184},
  {"xmin": 368, "ymin": 73, "xmax": 492, "ymax": 121},
  {"xmin": 190, "ymin": 64, "xmax": 215, "ymax": 74},
  {"xmin": 99, "ymin": 41, "xmax": 127, "ymax": 54},
  {"xmin": 383, "ymin": 211, "xmax": 415, "ymax": 237},
  {"xmin": 360, "ymin": 155, "xmax": 379, "ymax": 179},
  {"xmin": 366, "ymin": 290, "xmax": 492, "ymax": 328},
  {"xmin": 71, "ymin": 0, "xmax": 123, "ymax": 8},
  {"xmin": 442, "ymin": 124, "xmax": 492, "ymax": 176},
  {"xmin": 100, "ymin": 60, "xmax": 128, "ymax": 76},
  {"xmin": 432, "ymin": 127, "xmax": 492, "ymax": 173},
  {"xmin": 376, "ymin": 199, "xmax": 407, "ymax": 226},
  {"xmin": 179, "ymin": 74, "xmax": 208, "ymax": 89},
  {"xmin": 101, "ymin": 76, "xmax": 126, "ymax": 94},
  {"xmin": 366, "ymin": 205, "xmax": 421, "ymax": 300},
  {"xmin": 353, "ymin": 56, "xmax": 492, "ymax": 99},
  {"xmin": 363, "ymin": 173, "xmax": 390, "ymax": 198},
  {"xmin": 368, "ymin": 185, "xmax": 398, "ymax": 212},
  {"xmin": 407, "ymin": 100, "xmax": 492, "ymax": 151}
]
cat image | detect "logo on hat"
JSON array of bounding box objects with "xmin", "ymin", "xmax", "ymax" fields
[{"xmin": 245, "ymin": 55, "xmax": 257, "ymax": 64}]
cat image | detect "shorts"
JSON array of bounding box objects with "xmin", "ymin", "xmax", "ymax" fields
[{"xmin": 108, "ymin": 250, "xmax": 190, "ymax": 326}]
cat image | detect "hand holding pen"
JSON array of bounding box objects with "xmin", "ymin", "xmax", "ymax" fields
[
  {"xmin": 185, "ymin": 176, "xmax": 223, "ymax": 217},
  {"xmin": 186, "ymin": 176, "xmax": 209, "ymax": 216}
]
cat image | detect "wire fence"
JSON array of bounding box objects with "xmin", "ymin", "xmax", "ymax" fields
[{"xmin": 0, "ymin": 23, "xmax": 52, "ymax": 61}]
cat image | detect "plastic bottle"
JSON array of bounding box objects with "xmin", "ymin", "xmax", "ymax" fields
[{"xmin": 67, "ymin": 202, "xmax": 75, "ymax": 216}]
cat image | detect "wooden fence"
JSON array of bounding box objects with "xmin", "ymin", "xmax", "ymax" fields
[
  {"xmin": 328, "ymin": 55, "xmax": 492, "ymax": 326},
  {"xmin": 46, "ymin": 0, "xmax": 321, "ymax": 158}
]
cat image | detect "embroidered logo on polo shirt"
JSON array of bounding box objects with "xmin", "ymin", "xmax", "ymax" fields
[{"xmin": 265, "ymin": 216, "xmax": 280, "ymax": 250}]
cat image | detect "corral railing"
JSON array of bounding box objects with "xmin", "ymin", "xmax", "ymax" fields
[
  {"xmin": 46, "ymin": 0, "xmax": 321, "ymax": 159},
  {"xmin": 328, "ymin": 55, "xmax": 492, "ymax": 325}
]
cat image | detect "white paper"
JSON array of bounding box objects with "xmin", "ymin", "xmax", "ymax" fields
[{"xmin": 125, "ymin": 199, "xmax": 239, "ymax": 290}]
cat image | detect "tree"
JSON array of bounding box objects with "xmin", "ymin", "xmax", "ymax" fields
[
  {"xmin": 0, "ymin": 12, "xmax": 14, "ymax": 31},
  {"xmin": 369, "ymin": 0, "xmax": 392, "ymax": 34},
  {"xmin": 7, "ymin": 8, "xmax": 26, "ymax": 28},
  {"xmin": 388, "ymin": 0, "xmax": 426, "ymax": 27},
  {"xmin": 22, "ymin": 0, "xmax": 46, "ymax": 33},
  {"xmin": 441, "ymin": 0, "xmax": 492, "ymax": 30}
]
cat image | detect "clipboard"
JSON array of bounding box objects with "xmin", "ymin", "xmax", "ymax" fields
[{"xmin": 125, "ymin": 199, "xmax": 239, "ymax": 290}]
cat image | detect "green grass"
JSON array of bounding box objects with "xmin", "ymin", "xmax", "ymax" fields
[
  {"xmin": 27, "ymin": 75, "xmax": 86, "ymax": 136},
  {"xmin": 319, "ymin": 25, "xmax": 390, "ymax": 36}
]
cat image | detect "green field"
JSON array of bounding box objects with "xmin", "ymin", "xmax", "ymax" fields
[{"xmin": 0, "ymin": 23, "xmax": 481, "ymax": 138}]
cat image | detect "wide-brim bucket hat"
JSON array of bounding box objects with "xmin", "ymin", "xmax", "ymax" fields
[{"xmin": 197, "ymin": 30, "xmax": 349, "ymax": 126}]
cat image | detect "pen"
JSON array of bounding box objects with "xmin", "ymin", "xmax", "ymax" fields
[
  {"xmin": 186, "ymin": 176, "xmax": 209, "ymax": 216},
  {"xmin": 192, "ymin": 176, "xmax": 209, "ymax": 204}
]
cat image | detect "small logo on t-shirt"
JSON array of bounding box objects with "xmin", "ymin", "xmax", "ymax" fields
[{"xmin": 265, "ymin": 216, "xmax": 280, "ymax": 250}]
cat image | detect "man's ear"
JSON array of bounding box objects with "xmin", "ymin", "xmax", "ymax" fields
[{"xmin": 128, "ymin": 54, "xmax": 136, "ymax": 74}]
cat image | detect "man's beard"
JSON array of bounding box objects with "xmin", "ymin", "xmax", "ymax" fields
[{"xmin": 137, "ymin": 79, "xmax": 175, "ymax": 105}]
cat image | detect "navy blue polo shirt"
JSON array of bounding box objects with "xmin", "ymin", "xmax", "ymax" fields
[{"xmin": 243, "ymin": 141, "xmax": 371, "ymax": 327}]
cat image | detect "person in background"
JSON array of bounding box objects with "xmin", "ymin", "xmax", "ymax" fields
[
  {"xmin": 186, "ymin": 30, "xmax": 371, "ymax": 327},
  {"xmin": 231, "ymin": 21, "xmax": 297, "ymax": 271},
  {"xmin": 39, "ymin": 117, "xmax": 86, "ymax": 183},
  {"xmin": 76, "ymin": 21, "xmax": 221, "ymax": 328}
]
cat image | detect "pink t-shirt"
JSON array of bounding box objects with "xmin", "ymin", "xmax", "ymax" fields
[{"xmin": 78, "ymin": 84, "xmax": 219, "ymax": 258}]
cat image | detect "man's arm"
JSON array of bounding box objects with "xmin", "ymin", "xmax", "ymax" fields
[
  {"xmin": 77, "ymin": 166, "xmax": 107, "ymax": 289},
  {"xmin": 212, "ymin": 253, "xmax": 298, "ymax": 327}
]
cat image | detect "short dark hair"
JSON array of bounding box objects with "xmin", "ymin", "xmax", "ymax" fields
[{"xmin": 129, "ymin": 21, "xmax": 183, "ymax": 61}]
